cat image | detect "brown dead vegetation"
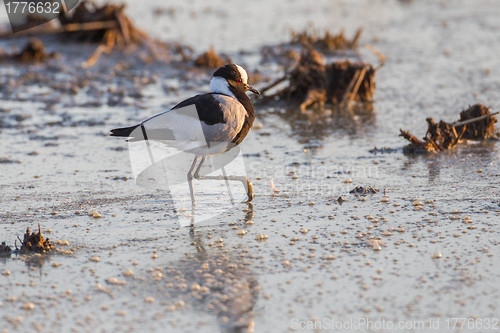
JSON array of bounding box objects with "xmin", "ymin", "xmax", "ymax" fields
[
  {"xmin": 12, "ymin": 38, "xmax": 58, "ymax": 62},
  {"xmin": 457, "ymin": 104, "xmax": 497, "ymax": 140},
  {"xmin": 0, "ymin": 38, "xmax": 58, "ymax": 63},
  {"xmin": 58, "ymin": 1, "xmax": 148, "ymax": 45},
  {"xmin": 290, "ymin": 28, "xmax": 363, "ymax": 52},
  {"xmin": 1, "ymin": 0, "xmax": 163, "ymax": 66},
  {"xmin": 400, "ymin": 104, "xmax": 498, "ymax": 153},
  {"xmin": 19, "ymin": 224, "xmax": 54, "ymax": 254},
  {"xmin": 259, "ymin": 47, "xmax": 376, "ymax": 111},
  {"xmin": 194, "ymin": 47, "xmax": 231, "ymax": 68},
  {"xmin": 0, "ymin": 242, "xmax": 12, "ymax": 257}
]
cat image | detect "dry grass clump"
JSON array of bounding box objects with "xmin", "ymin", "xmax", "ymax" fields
[
  {"xmin": 19, "ymin": 225, "xmax": 54, "ymax": 254},
  {"xmin": 194, "ymin": 47, "xmax": 232, "ymax": 68},
  {"xmin": 290, "ymin": 28, "xmax": 363, "ymax": 52},
  {"xmin": 400, "ymin": 104, "xmax": 498, "ymax": 153},
  {"xmin": 259, "ymin": 47, "xmax": 376, "ymax": 111}
]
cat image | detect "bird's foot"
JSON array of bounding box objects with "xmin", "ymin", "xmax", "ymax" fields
[{"xmin": 244, "ymin": 178, "xmax": 254, "ymax": 203}]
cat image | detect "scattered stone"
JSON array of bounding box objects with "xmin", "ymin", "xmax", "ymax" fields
[
  {"xmin": 336, "ymin": 196, "xmax": 346, "ymax": 205},
  {"xmin": 431, "ymin": 252, "xmax": 442, "ymax": 259},
  {"xmin": 106, "ymin": 277, "xmax": 126, "ymax": 285},
  {"xmin": 350, "ymin": 186, "xmax": 378, "ymax": 195},
  {"xmin": 0, "ymin": 157, "xmax": 22, "ymax": 164},
  {"xmin": 256, "ymin": 234, "xmax": 269, "ymax": 241},
  {"xmin": 123, "ymin": 270, "xmax": 134, "ymax": 277},
  {"xmin": 88, "ymin": 210, "xmax": 102, "ymax": 218},
  {"xmin": 21, "ymin": 302, "xmax": 35, "ymax": 310},
  {"xmin": 366, "ymin": 239, "xmax": 383, "ymax": 251}
]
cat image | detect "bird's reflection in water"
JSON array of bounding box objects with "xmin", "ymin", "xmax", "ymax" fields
[{"xmin": 166, "ymin": 203, "xmax": 259, "ymax": 333}]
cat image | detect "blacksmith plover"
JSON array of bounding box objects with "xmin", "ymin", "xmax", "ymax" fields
[{"xmin": 110, "ymin": 64, "xmax": 260, "ymax": 205}]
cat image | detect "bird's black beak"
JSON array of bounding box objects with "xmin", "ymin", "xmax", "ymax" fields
[{"xmin": 246, "ymin": 84, "xmax": 260, "ymax": 95}]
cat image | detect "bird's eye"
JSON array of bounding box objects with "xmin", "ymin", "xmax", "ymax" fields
[{"xmin": 236, "ymin": 79, "xmax": 242, "ymax": 84}]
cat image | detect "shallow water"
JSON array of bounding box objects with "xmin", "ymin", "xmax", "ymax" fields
[{"xmin": 1, "ymin": 0, "xmax": 499, "ymax": 332}]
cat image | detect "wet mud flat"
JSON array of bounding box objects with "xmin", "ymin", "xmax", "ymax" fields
[{"xmin": 1, "ymin": 0, "xmax": 500, "ymax": 332}]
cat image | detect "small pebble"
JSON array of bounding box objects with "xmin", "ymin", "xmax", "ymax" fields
[
  {"xmin": 123, "ymin": 270, "xmax": 134, "ymax": 277},
  {"xmin": 256, "ymin": 234, "xmax": 269, "ymax": 241},
  {"xmin": 88, "ymin": 210, "xmax": 101, "ymax": 218},
  {"xmin": 106, "ymin": 277, "xmax": 126, "ymax": 285},
  {"xmin": 432, "ymin": 252, "xmax": 442, "ymax": 259},
  {"xmin": 21, "ymin": 302, "xmax": 34, "ymax": 310}
]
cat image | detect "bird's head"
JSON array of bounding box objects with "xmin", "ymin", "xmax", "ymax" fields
[{"xmin": 209, "ymin": 64, "xmax": 260, "ymax": 97}]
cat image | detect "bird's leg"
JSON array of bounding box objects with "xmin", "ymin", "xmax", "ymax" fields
[
  {"xmin": 198, "ymin": 175, "xmax": 253, "ymax": 203},
  {"xmin": 187, "ymin": 156, "xmax": 201, "ymax": 206},
  {"xmin": 194, "ymin": 159, "xmax": 254, "ymax": 203},
  {"xmin": 193, "ymin": 156, "xmax": 207, "ymax": 179},
  {"xmin": 193, "ymin": 156, "xmax": 254, "ymax": 202},
  {"xmin": 220, "ymin": 166, "xmax": 236, "ymax": 205}
]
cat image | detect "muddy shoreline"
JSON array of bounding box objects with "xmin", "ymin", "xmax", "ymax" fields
[{"xmin": 1, "ymin": 0, "xmax": 500, "ymax": 332}]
